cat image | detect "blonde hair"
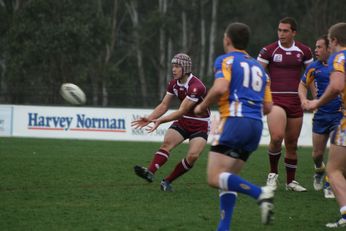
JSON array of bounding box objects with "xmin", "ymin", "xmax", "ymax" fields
[{"xmin": 329, "ymin": 22, "xmax": 346, "ymax": 46}]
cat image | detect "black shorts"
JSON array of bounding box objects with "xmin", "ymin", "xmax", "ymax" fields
[
  {"xmin": 170, "ymin": 117, "xmax": 209, "ymax": 141},
  {"xmin": 210, "ymin": 144, "xmax": 251, "ymax": 162}
]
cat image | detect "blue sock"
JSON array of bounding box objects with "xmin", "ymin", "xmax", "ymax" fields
[
  {"xmin": 217, "ymin": 191, "xmax": 237, "ymax": 231},
  {"xmin": 324, "ymin": 181, "xmax": 330, "ymax": 188},
  {"xmin": 219, "ymin": 172, "xmax": 261, "ymax": 199},
  {"xmin": 324, "ymin": 176, "xmax": 331, "ymax": 188},
  {"xmin": 341, "ymin": 206, "xmax": 346, "ymax": 220}
]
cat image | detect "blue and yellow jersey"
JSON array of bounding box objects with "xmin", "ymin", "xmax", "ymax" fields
[
  {"xmin": 328, "ymin": 49, "xmax": 346, "ymax": 116},
  {"xmin": 214, "ymin": 50, "xmax": 272, "ymax": 120},
  {"xmin": 301, "ymin": 60, "xmax": 341, "ymax": 113}
]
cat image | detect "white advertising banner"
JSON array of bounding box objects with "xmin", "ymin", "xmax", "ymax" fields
[
  {"xmin": 0, "ymin": 105, "xmax": 13, "ymax": 137},
  {"xmin": 12, "ymin": 105, "xmax": 172, "ymax": 141},
  {"xmin": 7, "ymin": 105, "xmax": 314, "ymax": 146}
]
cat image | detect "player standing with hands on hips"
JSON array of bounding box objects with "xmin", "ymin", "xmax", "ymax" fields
[
  {"xmin": 305, "ymin": 22, "xmax": 346, "ymax": 228},
  {"xmin": 257, "ymin": 17, "xmax": 313, "ymax": 192},
  {"xmin": 132, "ymin": 53, "xmax": 210, "ymax": 192},
  {"xmin": 194, "ymin": 22, "xmax": 274, "ymax": 230}
]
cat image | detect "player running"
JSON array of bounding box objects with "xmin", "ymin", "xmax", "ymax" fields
[{"xmin": 194, "ymin": 22, "xmax": 274, "ymax": 230}]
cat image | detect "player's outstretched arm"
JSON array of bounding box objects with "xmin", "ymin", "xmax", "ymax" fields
[
  {"xmin": 147, "ymin": 94, "xmax": 173, "ymax": 120},
  {"xmin": 146, "ymin": 98, "xmax": 196, "ymax": 133},
  {"xmin": 195, "ymin": 78, "xmax": 228, "ymax": 115},
  {"xmin": 131, "ymin": 117, "xmax": 151, "ymax": 129},
  {"xmin": 131, "ymin": 94, "xmax": 173, "ymax": 129}
]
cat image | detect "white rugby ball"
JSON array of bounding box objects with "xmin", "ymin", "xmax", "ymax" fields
[{"xmin": 60, "ymin": 83, "xmax": 86, "ymax": 105}]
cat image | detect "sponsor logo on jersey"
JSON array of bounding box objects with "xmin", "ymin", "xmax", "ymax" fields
[
  {"xmin": 273, "ymin": 54, "xmax": 282, "ymax": 62},
  {"xmin": 296, "ymin": 53, "xmax": 303, "ymax": 62},
  {"xmin": 190, "ymin": 88, "xmax": 197, "ymax": 98}
]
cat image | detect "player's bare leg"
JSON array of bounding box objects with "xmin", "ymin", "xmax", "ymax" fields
[
  {"xmin": 134, "ymin": 128, "xmax": 183, "ymax": 183},
  {"xmin": 325, "ymin": 144, "xmax": 346, "ymax": 228},
  {"xmin": 312, "ymin": 133, "xmax": 329, "ymax": 191},
  {"xmin": 266, "ymin": 106, "xmax": 286, "ymax": 189},
  {"xmin": 284, "ymin": 117, "xmax": 306, "ymax": 192},
  {"xmin": 327, "ymin": 145, "xmax": 346, "ymax": 206},
  {"xmin": 162, "ymin": 136, "xmax": 207, "ymax": 191}
]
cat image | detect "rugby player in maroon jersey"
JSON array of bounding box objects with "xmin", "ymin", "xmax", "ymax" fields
[
  {"xmin": 257, "ymin": 17, "xmax": 313, "ymax": 192},
  {"xmin": 132, "ymin": 53, "xmax": 210, "ymax": 192}
]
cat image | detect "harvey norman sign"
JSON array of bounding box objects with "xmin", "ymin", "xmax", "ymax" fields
[
  {"xmin": 27, "ymin": 112, "xmax": 126, "ymax": 132},
  {"xmin": 11, "ymin": 105, "xmax": 172, "ymax": 141}
]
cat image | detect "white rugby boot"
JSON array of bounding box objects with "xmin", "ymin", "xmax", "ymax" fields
[
  {"xmin": 286, "ymin": 180, "xmax": 307, "ymax": 192},
  {"xmin": 266, "ymin": 173, "xmax": 279, "ymax": 190},
  {"xmin": 257, "ymin": 186, "xmax": 275, "ymax": 225}
]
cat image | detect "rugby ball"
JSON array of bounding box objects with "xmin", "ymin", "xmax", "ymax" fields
[{"xmin": 60, "ymin": 83, "xmax": 86, "ymax": 105}]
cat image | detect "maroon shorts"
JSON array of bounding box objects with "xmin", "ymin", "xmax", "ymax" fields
[
  {"xmin": 170, "ymin": 117, "xmax": 210, "ymax": 140},
  {"xmin": 272, "ymin": 94, "xmax": 303, "ymax": 118}
]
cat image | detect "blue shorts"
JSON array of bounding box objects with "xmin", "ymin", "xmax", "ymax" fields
[
  {"xmin": 312, "ymin": 111, "xmax": 342, "ymax": 134},
  {"xmin": 211, "ymin": 117, "xmax": 262, "ymax": 161}
]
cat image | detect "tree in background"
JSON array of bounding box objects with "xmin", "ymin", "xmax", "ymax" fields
[{"xmin": 0, "ymin": 0, "xmax": 345, "ymax": 107}]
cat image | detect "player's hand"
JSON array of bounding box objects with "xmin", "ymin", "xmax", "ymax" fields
[
  {"xmin": 131, "ymin": 117, "xmax": 150, "ymax": 129},
  {"xmin": 305, "ymin": 99, "xmax": 319, "ymax": 111},
  {"xmin": 145, "ymin": 119, "xmax": 161, "ymax": 133},
  {"xmin": 301, "ymin": 99, "xmax": 309, "ymax": 110},
  {"xmin": 194, "ymin": 105, "xmax": 204, "ymax": 116}
]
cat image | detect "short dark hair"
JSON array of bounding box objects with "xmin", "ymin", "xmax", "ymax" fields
[
  {"xmin": 318, "ymin": 34, "xmax": 329, "ymax": 48},
  {"xmin": 279, "ymin": 17, "xmax": 298, "ymax": 31},
  {"xmin": 329, "ymin": 22, "xmax": 346, "ymax": 46},
  {"xmin": 225, "ymin": 22, "xmax": 251, "ymax": 50}
]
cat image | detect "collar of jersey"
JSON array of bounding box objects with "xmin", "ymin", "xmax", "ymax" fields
[
  {"xmin": 177, "ymin": 73, "xmax": 193, "ymax": 86},
  {"xmin": 278, "ymin": 40, "xmax": 298, "ymax": 51},
  {"xmin": 229, "ymin": 49, "xmax": 248, "ymax": 55}
]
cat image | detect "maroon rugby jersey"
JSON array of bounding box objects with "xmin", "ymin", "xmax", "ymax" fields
[
  {"xmin": 257, "ymin": 41, "xmax": 313, "ymax": 94},
  {"xmin": 167, "ymin": 74, "xmax": 210, "ymax": 120}
]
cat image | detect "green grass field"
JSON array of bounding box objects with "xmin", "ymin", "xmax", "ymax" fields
[{"xmin": 0, "ymin": 137, "xmax": 340, "ymax": 230}]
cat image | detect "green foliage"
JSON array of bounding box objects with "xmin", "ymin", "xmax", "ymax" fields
[
  {"xmin": 0, "ymin": 137, "xmax": 340, "ymax": 230},
  {"xmin": 1, "ymin": 0, "xmax": 345, "ymax": 106},
  {"xmin": 3, "ymin": 0, "xmax": 108, "ymax": 104}
]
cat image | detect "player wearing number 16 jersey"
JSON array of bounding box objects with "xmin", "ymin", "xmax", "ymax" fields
[{"xmin": 194, "ymin": 22, "xmax": 274, "ymax": 230}]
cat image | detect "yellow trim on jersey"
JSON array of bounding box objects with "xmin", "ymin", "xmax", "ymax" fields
[
  {"xmin": 305, "ymin": 68, "xmax": 316, "ymax": 86},
  {"xmin": 212, "ymin": 117, "xmax": 227, "ymax": 145},
  {"xmin": 218, "ymin": 94, "xmax": 230, "ymax": 118},
  {"xmin": 264, "ymin": 76, "xmax": 272, "ymax": 103},
  {"xmin": 222, "ymin": 56, "xmax": 234, "ymax": 82},
  {"xmin": 333, "ymin": 53, "xmax": 345, "ymax": 73},
  {"xmin": 333, "ymin": 118, "xmax": 346, "ymax": 146},
  {"xmin": 218, "ymin": 56, "xmax": 235, "ymax": 118}
]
